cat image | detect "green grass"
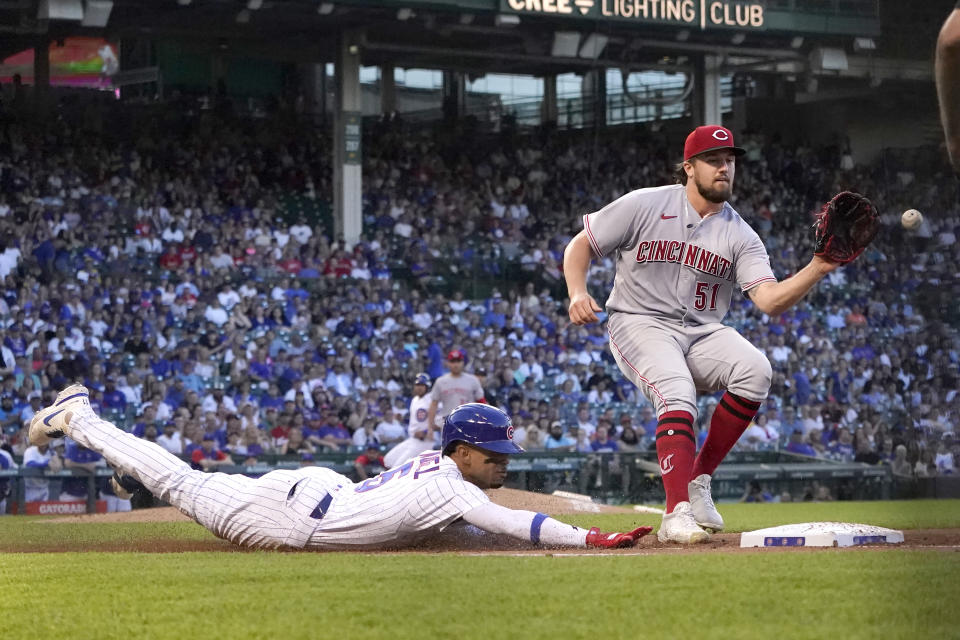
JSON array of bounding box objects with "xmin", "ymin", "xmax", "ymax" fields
[
  {"xmin": 1, "ymin": 551, "xmax": 957, "ymax": 640},
  {"xmin": 0, "ymin": 519, "xmax": 217, "ymax": 550},
  {"xmin": 1, "ymin": 500, "xmax": 959, "ymax": 639},
  {"xmin": 2, "ymin": 500, "xmax": 956, "ymax": 552}
]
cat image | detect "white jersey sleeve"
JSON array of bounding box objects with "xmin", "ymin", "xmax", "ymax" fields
[
  {"xmin": 734, "ymin": 223, "xmax": 777, "ymax": 292},
  {"xmin": 462, "ymin": 502, "xmax": 589, "ymax": 547}
]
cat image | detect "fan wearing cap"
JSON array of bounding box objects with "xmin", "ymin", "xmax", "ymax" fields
[
  {"xmin": 564, "ymin": 124, "xmax": 842, "ymax": 544},
  {"xmin": 190, "ymin": 433, "xmax": 234, "ymax": 472},
  {"xmin": 424, "ymin": 349, "xmax": 485, "ymax": 443}
]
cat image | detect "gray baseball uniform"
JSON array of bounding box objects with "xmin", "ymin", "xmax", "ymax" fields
[
  {"xmin": 583, "ymin": 183, "xmax": 775, "ymax": 417},
  {"xmin": 430, "ymin": 373, "xmax": 484, "ymax": 418}
]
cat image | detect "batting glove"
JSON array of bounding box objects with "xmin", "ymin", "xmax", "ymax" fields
[{"xmin": 585, "ymin": 526, "xmax": 653, "ymax": 549}]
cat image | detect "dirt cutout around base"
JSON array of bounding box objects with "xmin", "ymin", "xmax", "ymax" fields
[{"xmin": 11, "ymin": 487, "xmax": 959, "ymax": 554}]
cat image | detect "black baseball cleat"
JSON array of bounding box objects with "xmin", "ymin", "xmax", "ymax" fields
[{"xmin": 109, "ymin": 472, "xmax": 146, "ymax": 500}]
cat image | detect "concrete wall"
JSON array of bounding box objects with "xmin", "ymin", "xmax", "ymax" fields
[{"xmin": 745, "ymin": 83, "xmax": 941, "ymax": 164}]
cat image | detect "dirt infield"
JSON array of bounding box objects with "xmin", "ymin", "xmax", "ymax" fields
[{"xmin": 13, "ymin": 488, "xmax": 960, "ymax": 554}]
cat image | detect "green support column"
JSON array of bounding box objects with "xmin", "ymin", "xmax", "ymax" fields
[
  {"xmin": 381, "ymin": 63, "xmax": 396, "ymax": 114},
  {"xmin": 333, "ymin": 30, "xmax": 363, "ymax": 246},
  {"xmin": 693, "ymin": 53, "xmax": 722, "ymax": 125}
]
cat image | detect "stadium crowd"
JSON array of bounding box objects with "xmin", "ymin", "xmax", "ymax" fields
[{"xmin": 0, "ymin": 92, "xmax": 957, "ymax": 507}]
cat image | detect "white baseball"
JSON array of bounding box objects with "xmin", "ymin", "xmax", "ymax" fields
[{"xmin": 901, "ymin": 209, "xmax": 922, "ymax": 230}]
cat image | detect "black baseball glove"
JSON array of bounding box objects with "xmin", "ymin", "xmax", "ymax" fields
[{"xmin": 813, "ymin": 191, "xmax": 880, "ymax": 264}]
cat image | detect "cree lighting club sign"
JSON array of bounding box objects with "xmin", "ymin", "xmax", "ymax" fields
[{"xmin": 500, "ymin": 0, "xmax": 765, "ymax": 30}]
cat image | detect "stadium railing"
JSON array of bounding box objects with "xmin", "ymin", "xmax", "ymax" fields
[{"xmin": 1, "ymin": 450, "xmax": 923, "ymax": 515}]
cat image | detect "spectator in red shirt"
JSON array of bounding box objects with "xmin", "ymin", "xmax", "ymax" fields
[
  {"xmin": 845, "ymin": 304, "xmax": 868, "ymax": 326},
  {"xmin": 269, "ymin": 412, "xmax": 289, "ymax": 443},
  {"xmin": 190, "ymin": 434, "xmax": 234, "ymax": 471},
  {"xmin": 354, "ymin": 443, "xmax": 386, "ymax": 480},
  {"xmin": 278, "ymin": 248, "xmax": 303, "ymax": 275},
  {"xmin": 134, "ymin": 219, "xmax": 153, "ymax": 237},
  {"xmin": 323, "ymin": 249, "xmax": 354, "ymax": 278},
  {"xmin": 158, "ymin": 245, "xmax": 182, "ymax": 270},
  {"xmin": 179, "ymin": 243, "xmax": 198, "ymax": 264}
]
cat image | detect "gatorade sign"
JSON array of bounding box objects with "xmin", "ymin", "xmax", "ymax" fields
[{"xmin": 12, "ymin": 500, "xmax": 107, "ymax": 515}]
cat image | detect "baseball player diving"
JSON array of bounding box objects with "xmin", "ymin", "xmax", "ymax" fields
[
  {"xmin": 30, "ymin": 385, "xmax": 650, "ymax": 550},
  {"xmin": 564, "ymin": 125, "xmax": 877, "ymax": 543}
]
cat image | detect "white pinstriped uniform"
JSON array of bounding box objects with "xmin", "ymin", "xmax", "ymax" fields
[
  {"xmin": 383, "ymin": 393, "xmax": 436, "ymax": 469},
  {"xmin": 407, "ymin": 393, "xmax": 433, "ymax": 436},
  {"xmin": 66, "ymin": 410, "xmax": 489, "ymax": 550},
  {"xmin": 310, "ymin": 451, "xmax": 488, "ymax": 548},
  {"xmin": 583, "ymin": 183, "xmax": 776, "ymax": 418}
]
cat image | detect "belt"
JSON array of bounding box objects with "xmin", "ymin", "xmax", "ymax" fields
[{"xmin": 309, "ymin": 492, "xmax": 333, "ymax": 520}]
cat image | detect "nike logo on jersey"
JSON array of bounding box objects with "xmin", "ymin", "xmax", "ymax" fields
[{"xmin": 660, "ymin": 214, "xmax": 678, "ymax": 220}]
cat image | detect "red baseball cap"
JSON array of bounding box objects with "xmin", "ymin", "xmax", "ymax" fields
[
  {"xmin": 447, "ymin": 349, "xmax": 465, "ymax": 362},
  {"xmin": 683, "ymin": 125, "xmax": 745, "ymax": 162}
]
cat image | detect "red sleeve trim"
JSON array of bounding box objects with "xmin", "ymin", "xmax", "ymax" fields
[
  {"xmin": 741, "ymin": 276, "xmax": 777, "ymax": 291},
  {"xmin": 583, "ymin": 214, "xmax": 604, "ymax": 257}
]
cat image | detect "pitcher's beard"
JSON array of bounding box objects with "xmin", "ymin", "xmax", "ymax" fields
[{"xmin": 697, "ymin": 180, "xmax": 731, "ymax": 203}]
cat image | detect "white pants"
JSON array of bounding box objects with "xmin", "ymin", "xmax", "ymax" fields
[
  {"xmin": 608, "ymin": 313, "xmax": 772, "ymax": 419},
  {"xmin": 68, "ymin": 410, "xmax": 346, "ymax": 549},
  {"xmin": 25, "ymin": 484, "xmax": 49, "ymax": 502},
  {"xmin": 104, "ymin": 495, "xmax": 132, "ymax": 512},
  {"xmin": 384, "ymin": 437, "xmax": 435, "ymax": 469}
]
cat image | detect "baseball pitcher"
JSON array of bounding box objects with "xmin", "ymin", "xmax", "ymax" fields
[{"xmin": 564, "ymin": 125, "xmax": 877, "ymax": 543}]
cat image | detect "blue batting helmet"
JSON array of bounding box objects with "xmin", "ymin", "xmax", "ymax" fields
[
  {"xmin": 414, "ymin": 373, "xmax": 430, "ymax": 386},
  {"xmin": 441, "ymin": 403, "xmax": 524, "ymax": 455}
]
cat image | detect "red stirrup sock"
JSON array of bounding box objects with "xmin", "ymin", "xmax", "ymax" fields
[
  {"xmin": 691, "ymin": 392, "xmax": 762, "ymax": 478},
  {"xmin": 655, "ymin": 410, "xmax": 696, "ymax": 513}
]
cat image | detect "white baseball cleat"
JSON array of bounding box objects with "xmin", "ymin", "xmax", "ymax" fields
[
  {"xmin": 688, "ymin": 473, "xmax": 724, "ymax": 532},
  {"xmin": 28, "ymin": 384, "xmax": 90, "ymax": 446},
  {"xmin": 55, "ymin": 383, "xmax": 90, "ymax": 406},
  {"xmin": 657, "ymin": 501, "xmax": 711, "ymax": 544}
]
